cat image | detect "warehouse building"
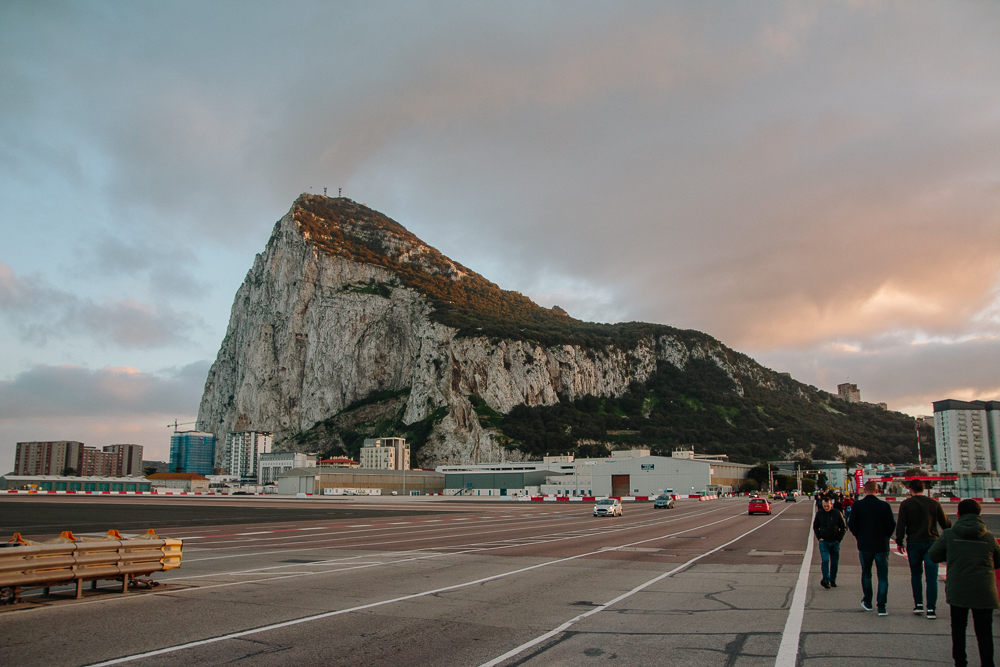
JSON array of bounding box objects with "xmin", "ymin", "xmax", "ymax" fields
[
  {"xmin": 276, "ymin": 467, "xmax": 444, "ymax": 496},
  {"xmin": 442, "ymin": 449, "xmax": 750, "ymax": 497},
  {"xmin": 444, "ymin": 470, "xmax": 553, "ymax": 496},
  {"xmin": 0, "ymin": 474, "xmax": 152, "ymax": 492}
]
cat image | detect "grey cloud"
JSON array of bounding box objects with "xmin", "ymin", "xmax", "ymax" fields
[
  {"xmin": 2, "ymin": 1, "xmax": 1000, "ymax": 414},
  {"xmin": 756, "ymin": 336, "xmax": 1000, "ymax": 415},
  {"xmin": 77, "ymin": 235, "xmax": 206, "ymax": 298},
  {"xmin": 0, "ymin": 263, "xmax": 200, "ymax": 348},
  {"xmin": 0, "ymin": 361, "xmax": 209, "ymax": 420}
]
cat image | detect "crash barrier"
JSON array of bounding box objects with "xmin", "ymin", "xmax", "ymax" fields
[{"xmin": 0, "ymin": 529, "xmax": 182, "ymax": 605}]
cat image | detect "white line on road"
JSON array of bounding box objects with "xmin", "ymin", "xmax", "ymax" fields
[
  {"xmin": 774, "ymin": 502, "xmax": 816, "ymax": 667},
  {"xmin": 476, "ymin": 504, "xmax": 796, "ymax": 667},
  {"xmin": 82, "ymin": 507, "xmax": 750, "ymax": 666}
]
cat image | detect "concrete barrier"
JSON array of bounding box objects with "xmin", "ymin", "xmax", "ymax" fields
[{"xmin": 0, "ymin": 529, "xmax": 182, "ymax": 605}]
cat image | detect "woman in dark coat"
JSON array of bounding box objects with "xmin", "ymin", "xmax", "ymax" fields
[{"xmin": 929, "ymin": 499, "xmax": 1000, "ymax": 667}]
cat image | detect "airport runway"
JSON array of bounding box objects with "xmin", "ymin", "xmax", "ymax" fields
[{"xmin": 0, "ymin": 496, "xmax": 995, "ymax": 666}]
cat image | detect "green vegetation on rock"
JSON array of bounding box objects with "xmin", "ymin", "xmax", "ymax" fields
[{"xmin": 497, "ymin": 360, "xmax": 931, "ymax": 465}]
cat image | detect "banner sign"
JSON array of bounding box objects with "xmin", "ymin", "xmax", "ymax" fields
[{"xmin": 854, "ymin": 468, "xmax": 864, "ymax": 493}]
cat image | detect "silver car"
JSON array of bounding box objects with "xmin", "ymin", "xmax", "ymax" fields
[
  {"xmin": 593, "ymin": 498, "xmax": 623, "ymax": 517},
  {"xmin": 653, "ymin": 494, "xmax": 675, "ymax": 509}
]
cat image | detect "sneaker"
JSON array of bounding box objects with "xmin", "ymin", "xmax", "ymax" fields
[
  {"xmin": 878, "ymin": 607, "xmax": 888, "ymax": 616},
  {"xmin": 821, "ymin": 579, "xmax": 831, "ymax": 589},
  {"xmin": 913, "ymin": 604, "xmax": 924, "ymax": 614},
  {"xmin": 926, "ymin": 609, "xmax": 936, "ymax": 619},
  {"xmin": 861, "ymin": 601, "xmax": 873, "ymax": 611}
]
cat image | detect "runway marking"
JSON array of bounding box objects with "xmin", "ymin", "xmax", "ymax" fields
[
  {"xmin": 180, "ymin": 506, "xmax": 722, "ymax": 562},
  {"xmin": 774, "ymin": 502, "xmax": 816, "ymax": 667},
  {"xmin": 82, "ymin": 507, "xmax": 752, "ymax": 666},
  {"xmin": 476, "ymin": 504, "xmax": 797, "ymax": 667}
]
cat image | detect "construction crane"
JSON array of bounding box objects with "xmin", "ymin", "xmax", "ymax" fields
[{"xmin": 166, "ymin": 420, "xmax": 200, "ymax": 432}]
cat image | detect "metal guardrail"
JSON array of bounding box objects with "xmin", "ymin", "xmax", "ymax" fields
[{"xmin": 0, "ymin": 529, "xmax": 182, "ymax": 604}]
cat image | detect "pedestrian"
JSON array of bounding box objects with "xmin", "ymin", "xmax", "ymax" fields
[
  {"xmin": 842, "ymin": 493, "xmax": 855, "ymax": 522},
  {"xmin": 929, "ymin": 499, "xmax": 1000, "ymax": 667},
  {"xmin": 894, "ymin": 479, "xmax": 950, "ymax": 618},
  {"xmin": 813, "ymin": 494, "xmax": 847, "ymax": 588},
  {"xmin": 848, "ymin": 480, "xmax": 896, "ymax": 615}
]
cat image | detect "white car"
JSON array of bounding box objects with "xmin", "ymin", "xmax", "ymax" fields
[{"xmin": 593, "ymin": 498, "xmax": 623, "ymax": 517}]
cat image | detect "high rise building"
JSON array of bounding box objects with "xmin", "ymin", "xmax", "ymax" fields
[
  {"xmin": 837, "ymin": 383, "xmax": 861, "ymax": 403},
  {"xmin": 14, "ymin": 441, "xmax": 85, "ymax": 475},
  {"xmin": 14, "ymin": 441, "xmax": 144, "ymax": 477},
  {"xmin": 103, "ymin": 444, "xmax": 144, "ymax": 476},
  {"xmin": 933, "ymin": 399, "xmax": 1000, "ymax": 472},
  {"xmin": 360, "ymin": 437, "xmax": 410, "ymax": 470},
  {"xmin": 223, "ymin": 431, "xmax": 273, "ymax": 481},
  {"xmin": 169, "ymin": 431, "xmax": 216, "ymax": 476}
]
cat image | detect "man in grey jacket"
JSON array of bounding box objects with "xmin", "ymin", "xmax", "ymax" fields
[{"xmin": 895, "ymin": 479, "xmax": 950, "ymax": 618}]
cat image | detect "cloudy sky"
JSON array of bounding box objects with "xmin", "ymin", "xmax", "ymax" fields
[{"xmin": 2, "ymin": 1, "xmax": 999, "ymax": 466}]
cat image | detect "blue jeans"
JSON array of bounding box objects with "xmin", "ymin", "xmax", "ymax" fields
[
  {"xmin": 905, "ymin": 541, "xmax": 939, "ymax": 610},
  {"xmin": 818, "ymin": 541, "xmax": 840, "ymax": 583},
  {"xmin": 859, "ymin": 551, "xmax": 889, "ymax": 609}
]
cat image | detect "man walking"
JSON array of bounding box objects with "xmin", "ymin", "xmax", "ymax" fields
[
  {"xmin": 895, "ymin": 479, "xmax": 950, "ymax": 618},
  {"xmin": 929, "ymin": 499, "xmax": 1000, "ymax": 667},
  {"xmin": 848, "ymin": 480, "xmax": 896, "ymax": 615},
  {"xmin": 813, "ymin": 494, "xmax": 847, "ymax": 588}
]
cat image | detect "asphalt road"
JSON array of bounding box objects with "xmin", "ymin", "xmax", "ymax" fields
[
  {"xmin": 0, "ymin": 497, "xmax": 452, "ymax": 534},
  {"xmin": 0, "ymin": 496, "xmax": 997, "ymax": 666}
]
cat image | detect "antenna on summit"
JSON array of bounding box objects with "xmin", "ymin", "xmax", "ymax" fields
[
  {"xmin": 338, "ymin": 187, "xmax": 342, "ymax": 197},
  {"xmin": 324, "ymin": 187, "xmax": 327, "ymax": 196}
]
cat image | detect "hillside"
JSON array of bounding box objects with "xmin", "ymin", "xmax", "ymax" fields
[{"xmin": 199, "ymin": 195, "xmax": 926, "ymax": 466}]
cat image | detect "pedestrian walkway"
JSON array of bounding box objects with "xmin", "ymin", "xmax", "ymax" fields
[{"xmin": 798, "ymin": 531, "xmax": 964, "ymax": 666}]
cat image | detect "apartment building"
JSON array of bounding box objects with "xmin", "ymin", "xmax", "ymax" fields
[
  {"xmin": 14, "ymin": 441, "xmax": 143, "ymax": 477},
  {"xmin": 359, "ymin": 438, "xmax": 410, "ymax": 470},
  {"xmin": 223, "ymin": 431, "xmax": 273, "ymax": 480},
  {"xmin": 169, "ymin": 431, "xmax": 216, "ymax": 476},
  {"xmin": 934, "ymin": 399, "xmax": 999, "ymax": 472}
]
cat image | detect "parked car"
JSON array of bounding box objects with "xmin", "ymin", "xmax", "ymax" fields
[
  {"xmin": 748, "ymin": 498, "xmax": 772, "ymax": 515},
  {"xmin": 593, "ymin": 498, "xmax": 623, "ymax": 517},
  {"xmin": 653, "ymin": 494, "xmax": 675, "ymax": 509}
]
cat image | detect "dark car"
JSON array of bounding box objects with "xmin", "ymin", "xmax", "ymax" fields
[
  {"xmin": 748, "ymin": 498, "xmax": 771, "ymax": 515},
  {"xmin": 653, "ymin": 494, "xmax": 675, "ymax": 509},
  {"xmin": 785, "ymin": 494, "xmax": 797, "ymax": 502}
]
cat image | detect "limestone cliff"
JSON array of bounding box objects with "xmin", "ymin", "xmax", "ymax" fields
[{"xmin": 198, "ymin": 195, "xmax": 773, "ymax": 465}]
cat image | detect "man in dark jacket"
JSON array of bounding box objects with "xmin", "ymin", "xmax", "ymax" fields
[
  {"xmin": 813, "ymin": 494, "xmax": 847, "ymax": 588},
  {"xmin": 895, "ymin": 479, "xmax": 950, "ymax": 618},
  {"xmin": 848, "ymin": 480, "xmax": 896, "ymax": 615},
  {"xmin": 929, "ymin": 499, "xmax": 1000, "ymax": 667}
]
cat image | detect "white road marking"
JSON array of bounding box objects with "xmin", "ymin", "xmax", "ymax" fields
[
  {"xmin": 81, "ymin": 508, "xmax": 751, "ymax": 665},
  {"xmin": 476, "ymin": 504, "xmax": 796, "ymax": 667},
  {"xmin": 235, "ymin": 531, "xmax": 271, "ymax": 535},
  {"xmin": 774, "ymin": 503, "xmax": 816, "ymax": 667}
]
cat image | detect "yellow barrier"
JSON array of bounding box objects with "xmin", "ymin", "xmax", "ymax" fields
[{"xmin": 0, "ymin": 529, "xmax": 183, "ymax": 604}]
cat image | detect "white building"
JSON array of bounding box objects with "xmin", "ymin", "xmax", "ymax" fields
[
  {"xmin": 223, "ymin": 431, "xmax": 273, "ymax": 480},
  {"xmin": 259, "ymin": 451, "xmax": 316, "ymax": 484},
  {"xmin": 360, "ymin": 438, "xmax": 410, "ymax": 470},
  {"xmin": 934, "ymin": 399, "xmax": 997, "ymax": 472}
]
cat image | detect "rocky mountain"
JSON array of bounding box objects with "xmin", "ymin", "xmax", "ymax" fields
[{"xmin": 198, "ymin": 195, "xmax": 925, "ymax": 466}]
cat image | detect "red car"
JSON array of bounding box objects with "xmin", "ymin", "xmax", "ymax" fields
[{"xmin": 748, "ymin": 498, "xmax": 771, "ymax": 515}]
